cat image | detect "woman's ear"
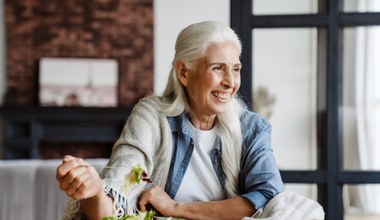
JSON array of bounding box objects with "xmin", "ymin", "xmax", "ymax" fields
[{"xmin": 176, "ymin": 61, "xmax": 189, "ymax": 87}]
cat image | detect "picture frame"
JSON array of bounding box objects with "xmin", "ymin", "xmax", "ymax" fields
[{"xmin": 39, "ymin": 57, "xmax": 119, "ymax": 107}]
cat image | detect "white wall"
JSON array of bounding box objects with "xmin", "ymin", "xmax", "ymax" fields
[{"xmin": 153, "ymin": 0, "xmax": 229, "ymax": 95}]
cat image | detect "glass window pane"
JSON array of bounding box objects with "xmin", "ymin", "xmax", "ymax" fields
[
  {"xmin": 342, "ymin": 26, "xmax": 380, "ymax": 171},
  {"xmin": 252, "ymin": 28, "xmax": 318, "ymax": 170},
  {"xmin": 252, "ymin": 0, "xmax": 319, "ymax": 15},
  {"xmin": 285, "ymin": 183, "xmax": 318, "ymax": 201},
  {"xmin": 343, "ymin": 0, "xmax": 380, "ymax": 13},
  {"xmin": 344, "ymin": 184, "xmax": 380, "ymax": 218}
]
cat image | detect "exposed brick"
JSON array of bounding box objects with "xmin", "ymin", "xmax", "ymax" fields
[{"xmin": 4, "ymin": 0, "xmax": 153, "ymax": 107}]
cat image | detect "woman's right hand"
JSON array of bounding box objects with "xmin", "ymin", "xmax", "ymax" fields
[{"xmin": 56, "ymin": 155, "xmax": 103, "ymax": 200}]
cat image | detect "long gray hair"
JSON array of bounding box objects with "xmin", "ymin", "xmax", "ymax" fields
[{"xmin": 156, "ymin": 21, "xmax": 245, "ymax": 197}]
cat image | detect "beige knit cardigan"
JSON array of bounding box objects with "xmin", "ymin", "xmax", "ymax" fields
[{"xmin": 62, "ymin": 96, "xmax": 173, "ymax": 219}]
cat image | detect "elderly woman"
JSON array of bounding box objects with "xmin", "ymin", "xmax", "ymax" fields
[{"xmin": 56, "ymin": 21, "xmax": 284, "ymax": 220}]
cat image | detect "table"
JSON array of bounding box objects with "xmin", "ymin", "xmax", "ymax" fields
[{"xmin": 0, "ymin": 159, "xmax": 108, "ymax": 220}]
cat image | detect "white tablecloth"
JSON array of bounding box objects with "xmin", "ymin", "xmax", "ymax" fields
[{"xmin": 0, "ymin": 159, "xmax": 108, "ymax": 220}]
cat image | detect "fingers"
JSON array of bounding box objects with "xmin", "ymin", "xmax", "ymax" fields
[
  {"xmin": 56, "ymin": 156, "xmax": 82, "ymax": 179},
  {"xmin": 66, "ymin": 170, "xmax": 92, "ymax": 200},
  {"xmin": 138, "ymin": 185, "xmax": 177, "ymax": 217},
  {"xmin": 56, "ymin": 155, "xmax": 92, "ymax": 179},
  {"xmin": 138, "ymin": 185, "xmax": 158, "ymax": 212},
  {"xmin": 138, "ymin": 187, "xmax": 151, "ymax": 211},
  {"xmin": 56, "ymin": 155, "xmax": 101, "ymax": 200},
  {"xmin": 139, "ymin": 199, "xmax": 148, "ymax": 212},
  {"xmin": 59, "ymin": 165, "xmax": 89, "ymax": 192},
  {"xmin": 62, "ymin": 155, "xmax": 76, "ymax": 163}
]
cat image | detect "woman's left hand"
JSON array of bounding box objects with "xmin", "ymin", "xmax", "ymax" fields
[{"xmin": 138, "ymin": 184, "xmax": 179, "ymax": 217}]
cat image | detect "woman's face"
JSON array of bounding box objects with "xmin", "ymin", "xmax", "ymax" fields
[{"xmin": 178, "ymin": 41, "xmax": 242, "ymax": 120}]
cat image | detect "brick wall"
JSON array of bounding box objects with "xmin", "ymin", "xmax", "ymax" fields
[{"xmin": 3, "ymin": 0, "xmax": 153, "ymax": 107}]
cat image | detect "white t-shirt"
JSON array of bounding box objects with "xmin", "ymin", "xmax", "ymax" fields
[{"xmin": 174, "ymin": 120, "xmax": 225, "ymax": 202}]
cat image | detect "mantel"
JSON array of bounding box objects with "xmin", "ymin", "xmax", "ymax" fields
[{"xmin": 0, "ymin": 106, "xmax": 131, "ymax": 159}]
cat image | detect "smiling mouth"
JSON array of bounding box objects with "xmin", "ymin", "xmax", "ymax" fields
[{"xmin": 212, "ymin": 91, "xmax": 230, "ymax": 101}]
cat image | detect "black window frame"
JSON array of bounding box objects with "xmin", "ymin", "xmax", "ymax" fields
[{"xmin": 230, "ymin": 1, "xmax": 380, "ymax": 219}]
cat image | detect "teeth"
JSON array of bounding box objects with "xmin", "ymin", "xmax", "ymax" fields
[{"xmin": 212, "ymin": 92, "xmax": 230, "ymax": 100}]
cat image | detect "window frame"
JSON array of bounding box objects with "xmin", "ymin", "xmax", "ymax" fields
[{"xmin": 230, "ymin": 1, "xmax": 380, "ymax": 219}]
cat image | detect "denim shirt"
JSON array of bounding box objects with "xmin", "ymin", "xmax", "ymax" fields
[{"xmin": 164, "ymin": 110, "xmax": 284, "ymax": 210}]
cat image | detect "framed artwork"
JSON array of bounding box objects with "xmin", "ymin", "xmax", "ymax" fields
[{"xmin": 39, "ymin": 57, "xmax": 118, "ymax": 107}]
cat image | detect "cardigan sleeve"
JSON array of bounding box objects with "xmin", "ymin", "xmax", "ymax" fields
[{"xmin": 99, "ymin": 96, "xmax": 173, "ymax": 215}]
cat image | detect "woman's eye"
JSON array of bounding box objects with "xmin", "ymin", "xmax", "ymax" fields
[{"xmin": 212, "ymin": 66, "xmax": 224, "ymax": 73}]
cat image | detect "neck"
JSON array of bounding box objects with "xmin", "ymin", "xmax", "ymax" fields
[{"xmin": 187, "ymin": 112, "xmax": 216, "ymax": 130}]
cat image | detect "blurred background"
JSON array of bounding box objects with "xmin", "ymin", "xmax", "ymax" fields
[{"xmin": 0, "ymin": 0, "xmax": 379, "ymax": 220}]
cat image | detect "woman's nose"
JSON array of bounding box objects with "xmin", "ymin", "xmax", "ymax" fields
[{"xmin": 222, "ymin": 70, "xmax": 235, "ymax": 88}]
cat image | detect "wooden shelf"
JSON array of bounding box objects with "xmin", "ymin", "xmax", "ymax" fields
[{"xmin": 0, "ymin": 106, "xmax": 131, "ymax": 159}]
